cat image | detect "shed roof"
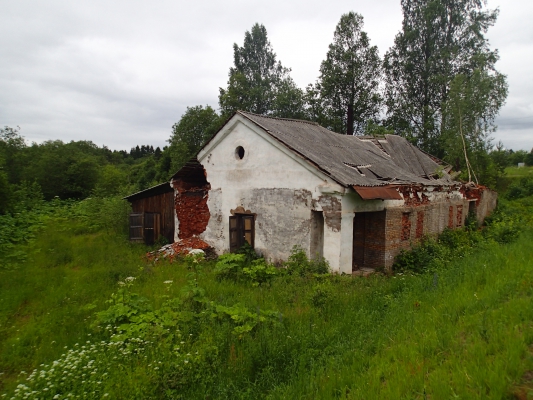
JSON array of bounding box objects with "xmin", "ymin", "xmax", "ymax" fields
[
  {"xmin": 123, "ymin": 181, "xmax": 173, "ymax": 202},
  {"xmin": 237, "ymin": 111, "xmax": 455, "ymax": 188}
]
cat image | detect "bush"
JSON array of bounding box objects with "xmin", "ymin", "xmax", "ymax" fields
[
  {"xmin": 285, "ymin": 246, "xmax": 330, "ymax": 276},
  {"xmin": 242, "ymin": 259, "xmax": 278, "ymax": 286},
  {"xmin": 214, "ymin": 253, "xmax": 246, "ymax": 281},
  {"xmin": 506, "ymin": 176, "xmax": 533, "ymax": 200}
]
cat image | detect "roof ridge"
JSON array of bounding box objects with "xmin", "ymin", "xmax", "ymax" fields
[{"xmin": 238, "ymin": 110, "xmax": 320, "ymax": 126}]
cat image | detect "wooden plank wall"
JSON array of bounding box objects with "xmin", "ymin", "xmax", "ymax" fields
[{"xmin": 130, "ymin": 191, "xmax": 175, "ymax": 242}]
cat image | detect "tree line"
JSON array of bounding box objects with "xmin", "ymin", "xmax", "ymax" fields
[
  {"xmin": 0, "ymin": 126, "xmax": 174, "ymax": 214},
  {"xmin": 1, "ymin": 0, "xmax": 529, "ymax": 214},
  {"xmin": 170, "ymin": 0, "xmax": 510, "ymax": 186}
]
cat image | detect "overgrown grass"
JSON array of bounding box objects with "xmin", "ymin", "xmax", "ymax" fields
[{"xmin": 1, "ymin": 199, "xmax": 532, "ymax": 399}]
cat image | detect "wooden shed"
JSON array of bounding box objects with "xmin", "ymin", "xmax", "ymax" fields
[{"xmin": 124, "ymin": 182, "xmax": 175, "ymax": 244}]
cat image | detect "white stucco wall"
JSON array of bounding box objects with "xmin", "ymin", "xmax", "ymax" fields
[{"xmin": 197, "ymin": 115, "xmax": 350, "ymax": 271}]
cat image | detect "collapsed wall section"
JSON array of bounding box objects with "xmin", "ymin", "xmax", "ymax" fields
[{"xmin": 171, "ymin": 162, "xmax": 211, "ymax": 241}]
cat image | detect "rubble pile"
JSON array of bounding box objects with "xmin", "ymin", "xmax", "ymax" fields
[{"xmin": 147, "ymin": 237, "xmax": 216, "ymax": 262}]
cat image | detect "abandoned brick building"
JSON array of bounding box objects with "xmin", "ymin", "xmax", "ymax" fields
[{"xmin": 126, "ymin": 111, "xmax": 497, "ymax": 273}]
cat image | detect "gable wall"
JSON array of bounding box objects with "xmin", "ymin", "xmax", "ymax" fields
[{"xmin": 197, "ymin": 119, "xmax": 345, "ymax": 264}]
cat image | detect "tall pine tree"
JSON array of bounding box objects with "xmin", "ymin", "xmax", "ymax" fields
[
  {"xmin": 218, "ymin": 23, "xmax": 305, "ymax": 119},
  {"xmin": 307, "ymin": 12, "xmax": 382, "ymax": 135}
]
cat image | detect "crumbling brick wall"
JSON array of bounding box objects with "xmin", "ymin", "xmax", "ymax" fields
[
  {"xmin": 381, "ymin": 190, "xmax": 469, "ymax": 271},
  {"xmin": 173, "ymin": 180, "xmax": 210, "ymax": 239}
]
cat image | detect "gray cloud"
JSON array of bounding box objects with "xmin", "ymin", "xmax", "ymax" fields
[{"xmin": 1, "ymin": 0, "xmax": 531, "ymax": 151}]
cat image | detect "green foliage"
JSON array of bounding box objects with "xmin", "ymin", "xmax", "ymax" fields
[
  {"xmin": 236, "ymin": 241, "xmax": 259, "ymax": 264},
  {"xmin": 524, "ymin": 150, "xmax": 533, "ymax": 166},
  {"xmin": 506, "ymin": 176, "xmax": 533, "ymax": 200},
  {"xmin": 441, "ymin": 69, "xmax": 508, "ymax": 185},
  {"xmin": 168, "ymin": 105, "xmax": 223, "ymax": 173},
  {"xmin": 214, "ymin": 303, "xmax": 279, "ymax": 338},
  {"xmin": 285, "ymin": 245, "xmax": 330, "ymax": 276},
  {"xmin": 309, "ymin": 281, "xmax": 334, "ymax": 310},
  {"xmin": 214, "ymin": 253, "xmax": 247, "ymax": 282},
  {"xmin": 218, "ymin": 23, "xmax": 305, "ymax": 119},
  {"xmin": 214, "ymin": 250, "xmax": 278, "ymax": 287},
  {"xmin": 0, "ymin": 170, "xmax": 11, "ymax": 214},
  {"xmin": 2, "ymin": 197, "xmax": 533, "ymax": 398},
  {"xmin": 384, "ymin": 0, "xmax": 506, "ymax": 159},
  {"xmin": 73, "ymin": 196, "xmax": 131, "ymax": 236},
  {"xmin": 242, "ymin": 259, "xmax": 278, "ymax": 287},
  {"xmin": 394, "ymin": 200, "xmax": 524, "ymax": 274},
  {"xmin": 308, "ymin": 12, "xmax": 382, "ymax": 135}
]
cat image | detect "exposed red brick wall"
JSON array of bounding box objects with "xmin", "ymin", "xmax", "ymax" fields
[
  {"xmin": 448, "ymin": 206, "xmax": 454, "ymax": 228},
  {"xmin": 399, "ymin": 186, "xmax": 430, "ymax": 206},
  {"xmin": 416, "ymin": 211, "xmax": 424, "ymax": 238},
  {"xmin": 401, "ymin": 213, "xmax": 411, "ymax": 241},
  {"xmin": 456, "ymin": 205, "xmax": 463, "ymax": 227},
  {"xmin": 173, "ymin": 179, "xmax": 210, "ymax": 239}
]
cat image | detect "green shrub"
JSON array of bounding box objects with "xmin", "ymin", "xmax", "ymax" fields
[
  {"xmin": 213, "ymin": 253, "xmax": 246, "ymax": 281},
  {"xmin": 242, "ymin": 259, "xmax": 278, "ymax": 287},
  {"xmin": 285, "ymin": 246, "xmax": 330, "ymax": 276},
  {"xmin": 506, "ymin": 176, "xmax": 533, "ymax": 200}
]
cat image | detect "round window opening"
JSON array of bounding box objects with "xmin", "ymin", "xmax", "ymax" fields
[{"xmin": 235, "ymin": 146, "xmax": 245, "ymax": 160}]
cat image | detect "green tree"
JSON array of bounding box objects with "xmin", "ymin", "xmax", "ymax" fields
[
  {"xmin": 168, "ymin": 105, "xmax": 222, "ymax": 173},
  {"xmin": 22, "ymin": 140, "xmax": 100, "ymax": 200},
  {"xmin": 383, "ymin": 0, "xmax": 505, "ymax": 156},
  {"xmin": 441, "ymin": 67, "xmax": 507, "ymax": 184},
  {"xmin": 0, "ymin": 126, "xmax": 27, "ymax": 185},
  {"xmin": 308, "ymin": 12, "xmax": 382, "ymax": 135},
  {"xmin": 219, "ymin": 23, "xmax": 305, "ymax": 118},
  {"xmin": 508, "ymin": 150, "xmax": 527, "ymax": 166},
  {"xmin": 525, "ymin": 149, "xmax": 533, "ymax": 167},
  {"xmin": 0, "ymin": 169, "xmax": 11, "ymax": 214}
]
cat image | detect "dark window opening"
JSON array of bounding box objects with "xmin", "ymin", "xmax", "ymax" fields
[
  {"xmin": 235, "ymin": 146, "xmax": 245, "ymax": 160},
  {"xmin": 229, "ymin": 214, "xmax": 254, "ymax": 252}
]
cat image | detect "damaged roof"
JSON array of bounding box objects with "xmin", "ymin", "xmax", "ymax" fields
[{"xmin": 237, "ymin": 111, "xmax": 455, "ymax": 188}]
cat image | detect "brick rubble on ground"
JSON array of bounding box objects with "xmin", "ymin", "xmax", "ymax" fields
[{"xmin": 147, "ymin": 237, "xmax": 215, "ymax": 261}]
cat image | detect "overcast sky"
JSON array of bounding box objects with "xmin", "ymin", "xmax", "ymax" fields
[{"xmin": 1, "ymin": 0, "xmax": 532, "ymax": 152}]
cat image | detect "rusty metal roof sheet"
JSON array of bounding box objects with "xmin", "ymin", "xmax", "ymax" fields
[
  {"xmin": 238, "ymin": 111, "xmax": 456, "ymax": 188},
  {"xmin": 353, "ymin": 185, "xmax": 403, "ymax": 200}
]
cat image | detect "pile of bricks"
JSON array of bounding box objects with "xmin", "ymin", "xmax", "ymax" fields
[{"xmin": 146, "ymin": 237, "xmax": 216, "ymax": 262}]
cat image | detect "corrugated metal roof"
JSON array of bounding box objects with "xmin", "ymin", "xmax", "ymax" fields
[{"xmin": 238, "ymin": 111, "xmax": 456, "ymax": 188}]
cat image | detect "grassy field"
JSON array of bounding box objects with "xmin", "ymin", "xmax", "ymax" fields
[{"xmin": 1, "ymin": 199, "xmax": 532, "ymax": 399}]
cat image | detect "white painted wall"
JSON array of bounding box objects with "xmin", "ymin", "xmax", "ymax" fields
[{"xmin": 197, "ymin": 115, "xmax": 347, "ymax": 270}]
